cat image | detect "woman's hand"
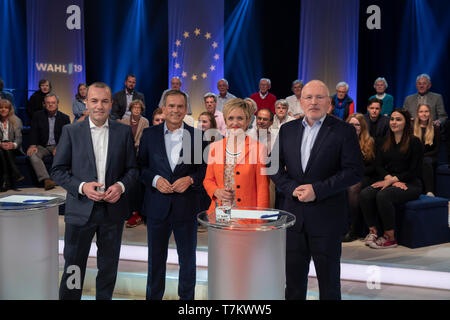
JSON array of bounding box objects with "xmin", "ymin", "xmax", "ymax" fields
[
  {"xmin": 214, "ymin": 188, "xmax": 234, "ymax": 202},
  {"xmin": 371, "ymin": 180, "xmax": 392, "ymax": 190},
  {"xmin": 392, "ymin": 181, "xmax": 408, "ymax": 190}
]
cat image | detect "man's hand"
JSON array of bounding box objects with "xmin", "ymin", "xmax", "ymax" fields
[
  {"xmin": 103, "ymin": 183, "xmax": 123, "ymax": 203},
  {"xmin": 172, "ymin": 176, "xmax": 192, "ymax": 193},
  {"xmin": 433, "ymin": 120, "xmax": 440, "ymax": 127},
  {"xmin": 82, "ymin": 182, "xmax": 105, "ymax": 202},
  {"xmin": 52, "ymin": 147, "xmax": 57, "ymax": 156},
  {"xmin": 294, "ymin": 184, "xmax": 316, "ymax": 202},
  {"xmin": 27, "ymin": 145, "xmax": 38, "ymax": 157},
  {"xmin": 156, "ymin": 177, "xmax": 174, "ymax": 194}
]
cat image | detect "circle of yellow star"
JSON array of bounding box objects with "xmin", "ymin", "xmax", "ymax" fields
[
  {"xmin": 212, "ymin": 42, "xmax": 218, "ymax": 49},
  {"xmin": 175, "ymin": 40, "xmax": 181, "ymax": 46},
  {"xmin": 205, "ymin": 32, "xmax": 211, "ymax": 39},
  {"xmin": 181, "ymin": 71, "xmax": 187, "ymax": 78},
  {"xmin": 194, "ymin": 28, "xmax": 201, "ymax": 36},
  {"xmin": 172, "ymin": 51, "xmax": 178, "ymax": 58},
  {"xmin": 191, "ymin": 74, "xmax": 198, "ymax": 81},
  {"xmin": 201, "ymin": 73, "xmax": 207, "ymax": 79},
  {"xmin": 183, "ymin": 31, "xmax": 190, "ymax": 38},
  {"xmin": 209, "ymin": 65, "xmax": 216, "ymax": 71}
]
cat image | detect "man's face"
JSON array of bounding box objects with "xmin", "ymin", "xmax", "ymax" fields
[
  {"xmin": 87, "ymin": 87, "xmax": 112, "ymax": 125},
  {"xmin": 336, "ymin": 86, "xmax": 348, "ymax": 100},
  {"xmin": 40, "ymin": 81, "xmax": 50, "ymax": 94},
  {"xmin": 171, "ymin": 78, "xmax": 182, "ymax": 91},
  {"xmin": 256, "ymin": 109, "xmax": 273, "ymax": 130},
  {"xmin": 301, "ymin": 81, "xmax": 330, "ymax": 122},
  {"xmin": 416, "ymin": 77, "xmax": 431, "ymax": 95},
  {"xmin": 217, "ymin": 80, "xmax": 228, "ymax": 95},
  {"xmin": 367, "ymin": 103, "xmax": 381, "ymax": 120},
  {"xmin": 205, "ymin": 97, "xmax": 216, "ymax": 114},
  {"xmin": 292, "ymin": 83, "xmax": 303, "ymax": 97},
  {"xmin": 44, "ymin": 96, "xmax": 58, "ymax": 115},
  {"xmin": 125, "ymin": 77, "xmax": 136, "ymax": 91},
  {"xmin": 259, "ymin": 80, "xmax": 270, "ymax": 94},
  {"xmin": 275, "ymin": 104, "xmax": 288, "ymax": 120},
  {"xmin": 163, "ymin": 94, "xmax": 187, "ymax": 127}
]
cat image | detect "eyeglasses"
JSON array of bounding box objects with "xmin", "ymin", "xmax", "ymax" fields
[{"xmin": 301, "ymin": 95, "xmax": 329, "ymax": 102}]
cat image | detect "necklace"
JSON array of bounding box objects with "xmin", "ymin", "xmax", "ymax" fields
[{"xmin": 225, "ymin": 148, "xmax": 241, "ymax": 157}]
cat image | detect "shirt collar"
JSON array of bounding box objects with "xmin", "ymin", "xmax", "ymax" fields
[
  {"xmin": 89, "ymin": 117, "xmax": 109, "ymax": 129},
  {"xmin": 164, "ymin": 121, "xmax": 184, "ymax": 135},
  {"xmin": 259, "ymin": 91, "xmax": 269, "ymax": 99},
  {"xmin": 302, "ymin": 114, "xmax": 327, "ymax": 128}
]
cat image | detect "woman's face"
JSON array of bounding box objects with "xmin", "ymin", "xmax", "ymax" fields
[
  {"xmin": 152, "ymin": 113, "xmax": 165, "ymax": 126},
  {"xmin": 79, "ymin": 85, "xmax": 87, "ymax": 98},
  {"xmin": 417, "ymin": 105, "xmax": 430, "ymax": 123},
  {"xmin": 198, "ymin": 115, "xmax": 211, "ymax": 131},
  {"xmin": 0, "ymin": 103, "xmax": 10, "ymax": 119},
  {"xmin": 40, "ymin": 81, "xmax": 50, "ymax": 93},
  {"xmin": 131, "ymin": 104, "xmax": 142, "ymax": 117},
  {"xmin": 374, "ymin": 81, "xmax": 386, "ymax": 94},
  {"xmin": 348, "ymin": 117, "xmax": 361, "ymax": 136},
  {"xmin": 225, "ymin": 107, "xmax": 249, "ymax": 134},
  {"xmin": 390, "ymin": 111, "xmax": 406, "ymax": 134}
]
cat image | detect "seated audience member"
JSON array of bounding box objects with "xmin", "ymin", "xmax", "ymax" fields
[
  {"xmin": 119, "ymin": 99, "xmax": 149, "ymax": 228},
  {"xmin": 244, "ymin": 97, "xmax": 257, "ymax": 130},
  {"xmin": 271, "ymin": 99, "xmax": 295, "ymax": 130},
  {"xmin": 198, "ymin": 111, "xmax": 221, "ymax": 142},
  {"xmin": 248, "ymin": 108, "xmax": 275, "ymax": 151},
  {"xmin": 0, "ymin": 99, "xmax": 24, "ymax": 191},
  {"xmin": 403, "ymin": 74, "xmax": 447, "ymax": 126},
  {"xmin": 250, "ymin": 78, "xmax": 277, "ymax": 114},
  {"xmin": 26, "ymin": 79, "xmax": 52, "ymax": 122},
  {"xmin": 216, "ymin": 79, "xmax": 236, "ymax": 113},
  {"xmin": 359, "ymin": 108, "xmax": 423, "ymax": 249},
  {"xmin": 364, "ymin": 97, "xmax": 389, "ymax": 141},
  {"xmin": 72, "ymin": 83, "xmax": 88, "ymax": 122},
  {"xmin": 369, "ymin": 77, "xmax": 394, "ymax": 116},
  {"xmin": 285, "ymin": 80, "xmax": 304, "ymax": 119},
  {"xmin": 27, "ymin": 93, "xmax": 70, "ymax": 190},
  {"xmin": 331, "ymin": 81, "xmax": 355, "ymax": 120},
  {"xmin": 152, "ymin": 107, "xmax": 165, "ymax": 126},
  {"xmin": 158, "ymin": 76, "xmax": 192, "ymax": 115},
  {"xmin": 413, "ymin": 104, "xmax": 440, "ymax": 197},
  {"xmin": 204, "ymin": 92, "xmax": 227, "ymax": 136},
  {"xmin": 343, "ymin": 113, "xmax": 376, "ymax": 242},
  {"xmin": 0, "ymin": 78, "xmax": 14, "ymax": 105},
  {"xmin": 112, "ymin": 74, "xmax": 145, "ymax": 120}
]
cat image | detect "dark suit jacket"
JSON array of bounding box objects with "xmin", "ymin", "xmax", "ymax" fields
[
  {"xmin": 50, "ymin": 119, "xmax": 138, "ymax": 226},
  {"xmin": 270, "ymin": 115, "xmax": 364, "ymax": 236},
  {"xmin": 111, "ymin": 89, "xmax": 145, "ymax": 120},
  {"xmin": 138, "ymin": 123, "xmax": 207, "ymax": 222},
  {"xmin": 30, "ymin": 109, "xmax": 71, "ymax": 147}
]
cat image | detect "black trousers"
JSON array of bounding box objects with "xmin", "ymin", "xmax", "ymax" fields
[
  {"xmin": 422, "ymin": 156, "xmax": 436, "ymax": 193},
  {"xmin": 286, "ymin": 229, "xmax": 342, "ymax": 300},
  {"xmin": 59, "ymin": 203, "xmax": 124, "ymax": 300},
  {"xmin": 359, "ymin": 179, "xmax": 422, "ymax": 231}
]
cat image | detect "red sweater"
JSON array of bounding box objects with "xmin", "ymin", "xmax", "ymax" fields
[{"xmin": 250, "ymin": 92, "xmax": 277, "ymax": 114}]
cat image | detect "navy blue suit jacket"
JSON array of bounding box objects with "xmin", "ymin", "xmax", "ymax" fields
[
  {"xmin": 50, "ymin": 118, "xmax": 139, "ymax": 226},
  {"xmin": 270, "ymin": 115, "xmax": 364, "ymax": 236},
  {"xmin": 138, "ymin": 123, "xmax": 207, "ymax": 223}
]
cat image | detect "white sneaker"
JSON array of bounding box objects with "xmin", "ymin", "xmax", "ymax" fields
[
  {"xmin": 364, "ymin": 232, "xmax": 378, "ymax": 246},
  {"xmin": 426, "ymin": 192, "xmax": 435, "ymax": 197}
]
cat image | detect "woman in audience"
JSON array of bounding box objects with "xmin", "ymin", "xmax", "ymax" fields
[
  {"xmin": 369, "ymin": 77, "xmax": 394, "ymax": 116},
  {"xmin": 198, "ymin": 111, "xmax": 222, "ymax": 142},
  {"xmin": 0, "ymin": 99, "xmax": 24, "ymax": 191},
  {"xmin": 359, "ymin": 108, "xmax": 423, "ymax": 249},
  {"xmin": 151, "ymin": 107, "xmax": 165, "ymax": 126},
  {"xmin": 203, "ymin": 98, "xmax": 269, "ymax": 211},
  {"xmin": 413, "ymin": 104, "xmax": 440, "ymax": 197},
  {"xmin": 343, "ymin": 113, "xmax": 376, "ymax": 242},
  {"xmin": 72, "ymin": 83, "xmax": 88, "ymax": 122},
  {"xmin": 244, "ymin": 97, "xmax": 257, "ymax": 130},
  {"xmin": 119, "ymin": 99, "xmax": 149, "ymax": 228}
]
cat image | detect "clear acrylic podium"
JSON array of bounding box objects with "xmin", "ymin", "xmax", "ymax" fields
[
  {"xmin": 0, "ymin": 194, "xmax": 65, "ymax": 300},
  {"xmin": 198, "ymin": 207, "xmax": 296, "ymax": 300}
]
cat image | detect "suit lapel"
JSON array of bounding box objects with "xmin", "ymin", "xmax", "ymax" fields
[
  {"xmin": 295, "ymin": 121, "xmax": 305, "ymax": 174},
  {"xmin": 304, "ymin": 116, "xmax": 332, "ymax": 174},
  {"xmin": 159, "ymin": 123, "xmax": 173, "ymax": 174},
  {"xmin": 105, "ymin": 120, "xmax": 115, "ymax": 175},
  {"xmin": 82, "ymin": 119, "xmax": 97, "ymax": 174}
]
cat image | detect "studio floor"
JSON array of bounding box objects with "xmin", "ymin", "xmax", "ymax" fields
[{"xmin": 4, "ymin": 186, "xmax": 450, "ymax": 300}]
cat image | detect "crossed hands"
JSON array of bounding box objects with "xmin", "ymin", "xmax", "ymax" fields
[
  {"xmin": 82, "ymin": 182, "xmax": 123, "ymax": 203},
  {"xmin": 371, "ymin": 175, "xmax": 408, "ymax": 191},
  {"xmin": 156, "ymin": 176, "xmax": 192, "ymax": 194},
  {"xmin": 293, "ymin": 184, "xmax": 316, "ymax": 202}
]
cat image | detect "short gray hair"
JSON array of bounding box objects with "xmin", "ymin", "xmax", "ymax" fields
[
  {"xmin": 217, "ymin": 78, "xmax": 229, "ymax": 86},
  {"xmin": 416, "ymin": 74, "xmax": 431, "ymax": 83},
  {"xmin": 374, "ymin": 77, "xmax": 388, "ymax": 88},
  {"xmin": 44, "ymin": 93, "xmax": 60, "ymax": 103},
  {"xmin": 292, "ymin": 79, "xmax": 303, "ymax": 87},
  {"xmin": 260, "ymin": 78, "xmax": 271, "ymax": 86},
  {"xmin": 336, "ymin": 81, "xmax": 349, "ymax": 91},
  {"xmin": 203, "ymin": 92, "xmax": 217, "ymax": 103},
  {"xmin": 275, "ymin": 99, "xmax": 289, "ymax": 109}
]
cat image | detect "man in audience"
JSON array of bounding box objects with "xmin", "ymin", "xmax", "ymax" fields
[
  {"xmin": 249, "ymin": 108, "xmax": 275, "ymax": 151},
  {"xmin": 250, "ymin": 78, "xmax": 277, "ymax": 114},
  {"xmin": 158, "ymin": 76, "xmax": 192, "ymax": 115},
  {"xmin": 364, "ymin": 97, "xmax": 389, "ymax": 141},
  {"xmin": 403, "ymin": 74, "xmax": 447, "ymax": 126},
  {"xmin": 271, "ymin": 99, "xmax": 295, "ymax": 130},
  {"xmin": 0, "ymin": 78, "xmax": 14, "ymax": 105},
  {"xmin": 27, "ymin": 93, "xmax": 70, "ymax": 190},
  {"xmin": 216, "ymin": 78, "xmax": 236, "ymax": 112},
  {"xmin": 26, "ymin": 79, "xmax": 52, "ymax": 123},
  {"xmin": 330, "ymin": 81, "xmax": 355, "ymax": 120},
  {"xmin": 112, "ymin": 74, "xmax": 145, "ymax": 120},
  {"xmin": 204, "ymin": 92, "xmax": 226, "ymax": 136},
  {"xmin": 285, "ymin": 80, "xmax": 304, "ymax": 119}
]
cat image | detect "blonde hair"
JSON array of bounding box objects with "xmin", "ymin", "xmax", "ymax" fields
[
  {"xmin": 223, "ymin": 98, "xmax": 253, "ymax": 127},
  {"xmin": 0, "ymin": 99, "xmax": 17, "ymax": 127},
  {"xmin": 413, "ymin": 104, "xmax": 434, "ymax": 146},
  {"xmin": 346, "ymin": 113, "xmax": 375, "ymax": 161}
]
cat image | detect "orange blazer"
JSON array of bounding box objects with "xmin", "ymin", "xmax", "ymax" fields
[{"xmin": 203, "ymin": 136, "xmax": 270, "ymax": 213}]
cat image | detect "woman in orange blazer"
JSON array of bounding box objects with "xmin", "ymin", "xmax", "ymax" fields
[{"xmin": 203, "ymin": 98, "xmax": 270, "ymax": 212}]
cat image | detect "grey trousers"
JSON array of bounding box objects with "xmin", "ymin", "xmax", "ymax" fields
[{"xmin": 29, "ymin": 145, "xmax": 56, "ymax": 182}]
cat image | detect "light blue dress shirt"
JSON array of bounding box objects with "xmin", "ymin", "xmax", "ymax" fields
[
  {"xmin": 301, "ymin": 115, "xmax": 326, "ymax": 172},
  {"xmin": 152, "ymin": 122, "xmax": 185, "ymax": 187}
]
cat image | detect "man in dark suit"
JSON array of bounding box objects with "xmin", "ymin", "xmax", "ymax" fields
[
  {"xmin": 138, "ymin": 89, "xmax": 206, "ymax": 300},
  {"xmin": 51, "ymin": 82, "xmax": 138, "ymax": 300},
  {"xmin": 27, "ymin": 93, "xmax": 70, "ymax": 190},
  {"xmin": 270, "ymin": 80, "xmax": 363, "ymax": 300},
  {"xmin": 111, "ymin": 74, "xmax": 145, "ymax": 120}
]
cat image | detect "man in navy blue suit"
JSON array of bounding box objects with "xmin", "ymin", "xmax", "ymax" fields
[
  {"xmin": 51, "ymin": 82, "xmax": 138, "ymax": 299},
  {"xmin": 271, "ymin": 80, "xmax": 363, "ymax": 300},
  {"xmin": 138, "ymin": 89, "xmax": 206, "ymax": 300}
]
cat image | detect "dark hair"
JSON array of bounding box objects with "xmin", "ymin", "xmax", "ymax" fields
[
  {"xmin": 152, "ymin": 107, "xmax": 163, "ymax": 122},
  {"xmin": 256, "ymin": 108, "xmax": 274, "ymax": 122},
  {"xmin": 0, "ymin": 78, "xmax": 4, "ymax": 91},
  {"xmin": 75, "ymin": 83, "xmax": 87, "ymax": 100},
  {"xmin": 38, "ymin": 79, "xmax": 52, "ymax": 91},
  {"xmin": 162, "ymin": 89, "xmax": 187, "ymax": 107},
  {"xmin": 125, "ymin": 74, "xmax": 136, "ymax": 81},
  {"xmin": 381, "ymin": 108, "xmax": 412, "ymax": 154},
  {"xmin": 198, "ymin": 111, "xmax": 217, "ymax": 129},
  {"xmin": 367, "ymin": 97, "xmax": 383, "ymax": 107}
]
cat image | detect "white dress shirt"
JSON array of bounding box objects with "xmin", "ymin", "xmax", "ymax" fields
[
  {"xmin": 216, "ymin": 92, "xmax": 236, "ymax": 112},
  {"xmin": 301, "ymin": 115, "xmax": 326, "ymax": 171}
]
